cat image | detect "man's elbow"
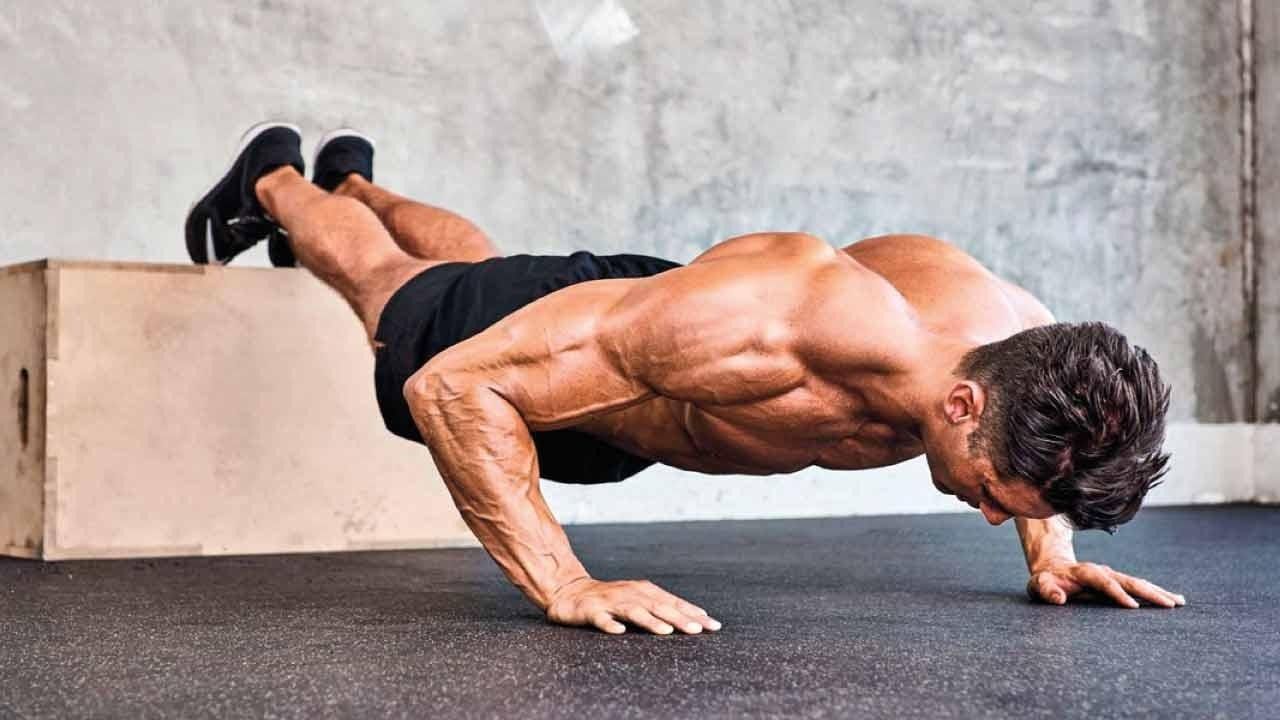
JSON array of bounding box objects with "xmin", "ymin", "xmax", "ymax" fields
[
  {"xmin": 404, "ymin": 363, "xmax": 504, "ymax": 419},
  {"xmin": 403, "ymin": 364, "xmax": 460, "ymax": 409}
]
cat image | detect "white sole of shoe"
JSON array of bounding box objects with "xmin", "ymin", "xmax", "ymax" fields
[{"xmin": 312, "ymin": 127, "xmax": 377, "ymax": 178}]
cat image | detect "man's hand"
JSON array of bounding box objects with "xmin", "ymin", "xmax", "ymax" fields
[
  {"xmin": 1026, "ymin": 560, "xmax": 1186, "ymax": 608},
  {"xmin": 546, "ymin": 577, "xmax": 723, "ymax": 635}
]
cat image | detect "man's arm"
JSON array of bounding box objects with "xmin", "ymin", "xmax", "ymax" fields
[
  {"xmin": 404, "ymin": 235, "xmax": 832, "ymax": 633},
  {"xmin": 1018, "ymin": 515, "xmax": 1185, "ymax": 608},
  {"xmin": 1009, "ymin": 295, "xmax": 1185, "ymax": 609},
  {"xmin": 1016, "ymin": 515, "xmax": 1076, "ymax": 571},
  {"xmin": 405, "ymin": 279, "xmax": 701, "ymax": 635}
]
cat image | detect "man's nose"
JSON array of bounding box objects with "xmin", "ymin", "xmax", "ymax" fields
[{"xmin": 979, "ymin": 502, "xmax": 1011, "ymax": 526}]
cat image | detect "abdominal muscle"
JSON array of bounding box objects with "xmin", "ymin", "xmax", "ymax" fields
[{"xmin": 571, "ymin": 395, "xmax": 924, "ymax": 476}]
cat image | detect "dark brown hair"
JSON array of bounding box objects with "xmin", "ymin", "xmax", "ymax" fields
[{"xmin": 957, "ymin": 322, "xmax": 1171, "ymax": 532}]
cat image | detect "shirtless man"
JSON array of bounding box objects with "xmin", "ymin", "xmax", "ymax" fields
[{"xmin": 187, "ymin": 124, "xmax": 1184, "ymax": 635}]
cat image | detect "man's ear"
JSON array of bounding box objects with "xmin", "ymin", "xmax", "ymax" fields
[{"xmin": 944, "ymin": 381, "xmax": 986, "ymax": 425}]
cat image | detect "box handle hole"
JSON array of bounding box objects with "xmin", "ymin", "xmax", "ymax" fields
[{"xmin": 17, "ymin": 367, "xmax": 29, "ymax": 448}]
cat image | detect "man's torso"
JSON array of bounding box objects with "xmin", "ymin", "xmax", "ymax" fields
[{"xmin": 567, "ymin": 234, "xmax": 1051, "ymax": 475}]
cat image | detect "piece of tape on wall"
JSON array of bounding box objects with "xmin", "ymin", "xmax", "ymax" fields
[{"xmin": 535, "ymin": 0, "xmax": 639, "ymax": 59}]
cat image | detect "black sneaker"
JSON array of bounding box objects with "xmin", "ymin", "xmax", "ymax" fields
[
  {"xmin": 312, "ymin": 128, "xmax": 375, "ymax": 192},
  {"xmin": 265, "ymin": 128, "xmax": 376, "ymax": 268},
  {"xmin": 266, "ymin": 226, "xmax": 297, "ymax": 268},
  {"xmin": 185, "ymin": 122, "xmax": 304, "ymax": 265}
]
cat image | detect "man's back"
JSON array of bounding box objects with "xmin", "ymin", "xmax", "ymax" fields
[{"xmin": 844, "ymin": 234, "xmax": 1054, "ymax": 341}]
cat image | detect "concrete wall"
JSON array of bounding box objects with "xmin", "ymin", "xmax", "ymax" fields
[
  {"xmin": 1255, "ymin": 2, "xmax": 1280, "ymax": 422},
  {"xmin": 0, "ymin": 0, "xmax": 1254, "ymax": 424}
]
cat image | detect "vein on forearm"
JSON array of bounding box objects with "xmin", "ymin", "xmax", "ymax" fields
[{"xmin": 414, "ymin": 374, "xmax": 588, "ymax": 609}]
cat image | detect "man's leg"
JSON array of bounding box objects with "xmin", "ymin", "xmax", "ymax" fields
[
  {"xmin": 332, "ymin": 175, "xmax": 502, "ymax": 263},
  {"xmin": 255, "ymin": 166, "xmax": 435, "ymax": 342}
]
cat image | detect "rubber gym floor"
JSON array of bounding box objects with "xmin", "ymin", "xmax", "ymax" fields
[{"xmin": 1, "ymin": 505, "xmax": 1274, "ymax": 719}]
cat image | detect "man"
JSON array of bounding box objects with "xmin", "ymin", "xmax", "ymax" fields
[{"xmin": 187, "ymin": 123, "xmax": 1185, "ymax": 636}]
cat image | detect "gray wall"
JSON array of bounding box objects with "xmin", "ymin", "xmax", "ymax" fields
[
  {"xmin": 0, "ymin": 1, "xmax": 1261, "ymax": 422},
  {"xmin": 1256, "ymin": 3, "xmax": 1280, "ymax": 422}
]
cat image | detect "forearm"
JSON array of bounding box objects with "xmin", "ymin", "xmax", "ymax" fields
[
  {"xmin": 1015, "ymin": 515, "xmax": 1076, "ymax": 573},
  {"xmin": 409, "ymin": 373, "xmax": 589, "ymax": 611}
]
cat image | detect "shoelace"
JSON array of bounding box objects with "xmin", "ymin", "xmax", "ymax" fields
[{"xmin": 224, "ymin": 213, "xmax": 281, "ymax": 255}]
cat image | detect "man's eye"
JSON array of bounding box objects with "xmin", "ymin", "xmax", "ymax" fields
[{"xmin": 980, "ymin": 486, "xmax": 998, "ymax": 508}]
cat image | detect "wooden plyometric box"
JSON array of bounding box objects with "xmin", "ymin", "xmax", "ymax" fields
[{"xmin": 0, "ymin": 260, "xmax": 476, "ymax": 560}]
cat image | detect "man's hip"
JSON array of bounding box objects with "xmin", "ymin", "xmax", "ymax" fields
[{"xmin": 372, "ymin": 251, "xmax": 682, "ymax": 484}]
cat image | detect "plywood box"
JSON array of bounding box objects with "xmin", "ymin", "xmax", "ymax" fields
[{"xmin": 0, "ymin": 260, "xmax": 476, "ymax": 560}]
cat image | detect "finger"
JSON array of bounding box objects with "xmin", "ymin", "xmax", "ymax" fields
[
  {"xmin": 591, "ymin": 610, "xmax": 627, "ymax": 635},
  {"xmin": 649, "ymin": 603, "xmax": 704, "ymax": 635},
  {"xmin": 1121, "ymin": 577, "xmax": 1175, "ymax": 608},
  {"xmin": 623, "ymin": 606, "xmax": 674, "ymax": 635},
  {"xmin": 1088, "ymin": 572, "xmax": 1139, "ymax": 609},
  {"xmin": 675, "ymin": 599, "xmax": 708, "ymax": 617},
  {"xmin": 660, "ymin": 593, "xmax": 722, "ymax": 631},
  {"xmin": 1135, "ymin": 578, "xmax": 1186, "ymax": 606},
  {"xmin": 1131, "ymin": 573, "xmax": 1177, "ymax": 607},
  {"xmin": 1119, "ymin": 576, "xmax": 1179, "ymax": 608},
  {"xmin": 1104, "ymin": 570, "xmax": 1167, "ymax": 605},
  {"xmin": 1033, "ymin": 575, "xmax": 1068, "ymax": 605}
]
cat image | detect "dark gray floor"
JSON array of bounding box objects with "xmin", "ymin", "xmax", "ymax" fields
[{"xmin": 0, "ymin": 506, "xmax": 1276, "ymax": 719}]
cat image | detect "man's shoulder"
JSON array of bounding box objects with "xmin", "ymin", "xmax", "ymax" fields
[
  {"xmin": 841, "ymin": 233, "xmax": 968, "ymax": 260},
  {"xmin": 999, "ymin": 280, "xmax": 1055, "ymax": 328},
  {"xmin": 789, "ymin": 249, "xmax": 927, "ymax": 373},
  {"xmin": 690, "ymin": 231, "xmax": 837, "ymax": 265},
  {"xmin": 839, "ymin": 233, "xmax": 1055, "ymax": 330}
]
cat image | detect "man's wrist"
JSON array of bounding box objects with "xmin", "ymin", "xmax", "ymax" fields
[
  {"xmin": 1027, "ymin": 552, "xmax": 1077, "ymax": 574},
  {"xmin": 542, "ymin": 574, "xmax": 593, "ymax": 610},
  {"xmin": 1016, "ymin": 515, "xmax": 1076, "ymax": 574}
]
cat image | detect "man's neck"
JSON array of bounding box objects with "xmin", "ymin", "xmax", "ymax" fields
[{"xmin": 862, "ymin": 333, "xmax": 977, "ymax": 440}]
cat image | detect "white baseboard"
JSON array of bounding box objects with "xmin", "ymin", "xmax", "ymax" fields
[
  {"xmin": 1255, "ymin": 425, "xmax": 1280, "ymax": 503},
  {"xmin": 544, "ymin": 422, "xmax": 1274, "ymax": 526}
]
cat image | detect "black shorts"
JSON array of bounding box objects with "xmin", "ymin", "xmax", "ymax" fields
[{"xmin": 373, "ymin": 251, "xmax": 682, "ymax": 485}]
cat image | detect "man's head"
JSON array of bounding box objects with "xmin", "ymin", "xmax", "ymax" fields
[{"xmin": 924, "ymin": 322, "xmax": 1171, "ymax": 531}]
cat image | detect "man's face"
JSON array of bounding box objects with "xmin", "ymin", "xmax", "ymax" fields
[
  {"xmin": 925, "ymin": 380, "xmax": 1058, "ymax": 524},
  {"xmin": 925, "ymin": 430, "xmax": 1057, "ymax": 525}
]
